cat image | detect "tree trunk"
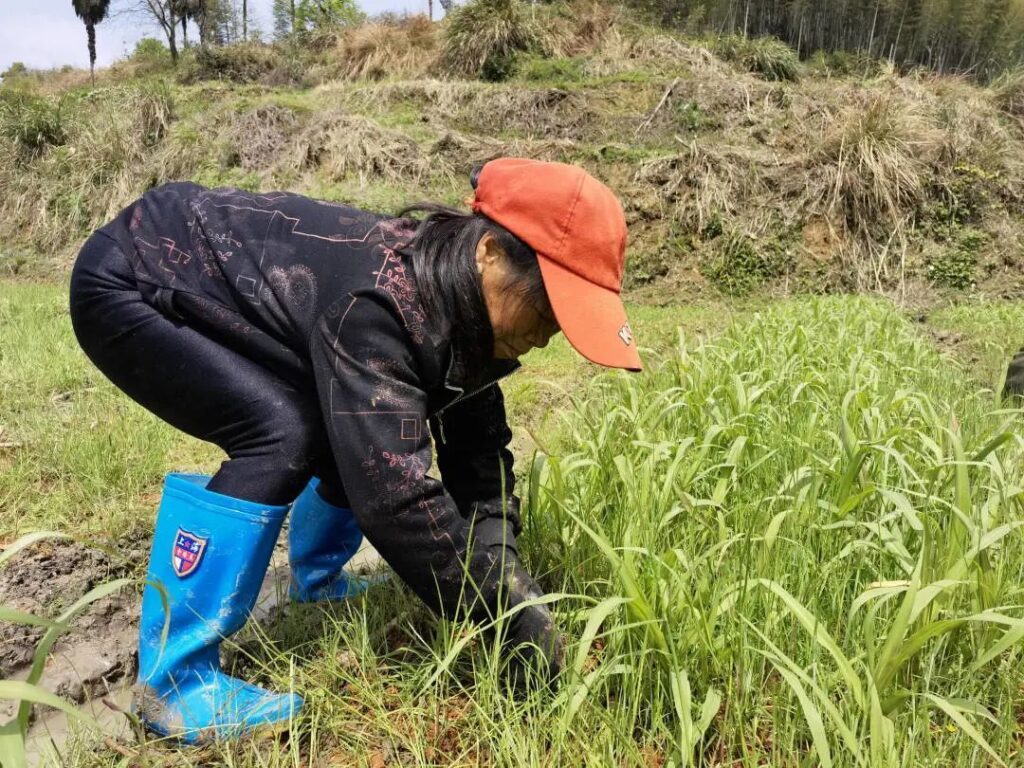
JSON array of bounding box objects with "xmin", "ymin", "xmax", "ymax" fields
[
  {"xmin": 290, "ymin": 0, "xmax": 295, "ymax": 31},
  {"xmin": 168, "ymin": 19, "xmax": 179, "ymax": 64},
  {"xmin": 243, "ymin": 0, "xmax": 248, "ymax": 40},
  {"xmin": 428, "ymin": 0, "xmax": 433, "ymax": 21},
  {"xmin": 87, "ymin": 22, "xmax": 96, "ymax": 85},
  {"xmin": 182, "ymin": 16, "xmax": 189, "ymax": 48}
]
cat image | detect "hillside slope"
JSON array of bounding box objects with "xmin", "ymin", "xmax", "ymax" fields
[{"xmin": 2, "ymin": 6, "xmax": 1023, "ymax": 300}]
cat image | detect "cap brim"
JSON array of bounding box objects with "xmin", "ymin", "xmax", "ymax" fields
[{"xmin": 537, "ymin": 254, "xmax": 642, "ymax": 371}]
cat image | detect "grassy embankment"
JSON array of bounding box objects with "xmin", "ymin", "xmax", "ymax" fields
[{"xmin": 2, "ymin": 3, "xmax": 1024, "ymax": 296}]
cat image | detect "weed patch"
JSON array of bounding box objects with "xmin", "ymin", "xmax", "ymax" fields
[
  {"xmin": 926, "ymin": 227, "xmax": 986, "ymax": 290},
  {"xmin": 0, "ymin": 91, "xmax": 68, "ymax": 158},
  {"xmin": 713, "ymin": 35, "xmax": 800, "ymax": 81},
  {"xmin": 701, "ymin": 228, "xmax": 794, "ymax": 294}
]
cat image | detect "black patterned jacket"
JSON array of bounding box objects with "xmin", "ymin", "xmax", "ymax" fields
[{"xmin": 100, "ymin": 182, "xmax": 533, "ymax": 619}]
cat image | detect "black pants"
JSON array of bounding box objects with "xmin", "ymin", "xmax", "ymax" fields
[{"xmin": 69, "ymin": 231, "xmax": 346, "ymax": 507}]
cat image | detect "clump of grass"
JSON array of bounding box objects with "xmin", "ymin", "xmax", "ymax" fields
[
  {"xmin": 926, "ymin": 227, "xmax": 986, "ymax": 289},
  {"xmin": 713, "ymin": 35, "xmax": 800, "ymax": 81},
  {"xmin": 806, "ymin": 49, "xmax": 884, "ymax": 79},
  {"xmin": 991, "ymin": 68, "xmax": 1024, "ymax": 119},
  {"xmin": 820, "ymin": 96, "xmax": 931, "ymax": 237},
  {"xmin": 441, "ymin": 0, "xmax": 549, "ymax": 80},
  {"xmin": 334, "ymin": 15, "xmax": 438, "ymax": 80},
  {"xmin": 225, "ymin": 104, "xmax": 300, "ymax": 172},
  {"xmin": 934, "ymin": 91, "xmax": 1012, "ymax": 173},
  {"xmin": 0, "ymin": 91, "xmax": 68, "ymax": 158},
  {"xmin": 287, "ymin": 109, "xmax": 429, "ymax": 185},
  {"xmin": 634, "ymin": 140, "xmax": 799, "ymax": 237}
]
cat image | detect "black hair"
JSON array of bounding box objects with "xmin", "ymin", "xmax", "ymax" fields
[{"xmin": 397, "ymin": 201, "xmax": 549, "ymax": 381}]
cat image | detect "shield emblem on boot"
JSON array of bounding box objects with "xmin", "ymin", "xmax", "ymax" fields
[{"xmin": 172, "ymin": 528, "xmax": 208, "ymax": 577}]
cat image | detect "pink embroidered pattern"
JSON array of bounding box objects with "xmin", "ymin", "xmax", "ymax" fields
[
  {"xmin": 381, "ymin": 450, "xmax": 427, "ymax": 482},
  {"xmin": 374, "ymin": 246, "xmax": 427, "ymax": 345}
]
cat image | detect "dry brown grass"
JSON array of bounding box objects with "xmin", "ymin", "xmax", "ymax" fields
[
  {"xmin": 818, "ymin": 96, "xmax": 935, "ymax": 237},
  {"xmin": 285, "ymin": 110, "xmax": 432, "ymax": 184},
  {"xmin": 334, "ymin": 79, "xmax": 597, "ymax": 139},
  {"xmin": 933, "ymin": 88, "xmax": 1013, "ymax": 171},
  {"xmin": 440, "ymin": 0, "xmax": 550, "ymax": 78},
  {"xmin": 992, "ymin": 69, "xmax": 1024, "ymax": 120},
  {"xmin": 429, "ymin": 129, "xmax": 574, "ymax": 174},
  {"xmin": 226, "ymin": 105, "xmax": 301, "ymax": 171},
  {"xmin": 334, "ymin": 16, "xmax": 439, "ymax": 80},
  {"xmin": 634, "ymin": 141, "xmax": 806, "ymax": 234}
]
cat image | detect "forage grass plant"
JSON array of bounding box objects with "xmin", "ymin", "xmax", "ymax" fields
[
  {"xmin": 523, "ymin": 296, "xmax": 1024, "ymax": 765},
  {"xmin": 7, "ymin": 281, "xmax": 1024, "ymax": 765}
]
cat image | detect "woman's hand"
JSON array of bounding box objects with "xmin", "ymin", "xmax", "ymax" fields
[
  {"xmin": 473, "ymin": 517, "xmax": 564, "ymax": 688},
  {"xmin": 502, "ymin": 585, "xmax": 564, "ymax": 690}
]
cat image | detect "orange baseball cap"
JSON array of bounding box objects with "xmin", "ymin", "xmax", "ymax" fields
[{"xmin": 470, "ymin": 158, "xmax": 642, "ymax": 371}]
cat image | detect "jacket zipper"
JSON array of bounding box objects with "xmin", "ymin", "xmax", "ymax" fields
[{"xmin": 434, "ymin": 366, "xmax": 519, "ymax": 445}]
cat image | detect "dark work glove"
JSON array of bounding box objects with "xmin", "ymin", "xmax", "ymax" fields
[{"xmin": 473, "ymin": 516, "xmax": 564, "ymax": 690}]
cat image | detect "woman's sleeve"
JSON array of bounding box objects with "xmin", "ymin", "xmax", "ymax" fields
[
  {"xmin": 308, "ymin": 291, "xmax": 527, "ymax": 619},
  {"xmin": 430, "ymin": 385, "xmax": 521, "ymax": 549}
]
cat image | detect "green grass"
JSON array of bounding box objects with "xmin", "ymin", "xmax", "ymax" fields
[
  {"xmin": 5, "ymin": 285, "xmax": 1024, "ymax": 765},
  {"xmin": 0, "ymin": 283, "xmax": 704, "ymax": 538},
  {"xmin": 928, "ymin": 300, "xmax": 1024, "ymax": 392},
  {"xmin": 0, "ymin": 282, "xmax": 219, "ymax": 540},
  {"xmin": 520, "ymin": 295, "xmax": 1024, "ymax": 765}
]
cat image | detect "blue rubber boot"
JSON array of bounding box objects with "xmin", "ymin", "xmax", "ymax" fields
[
  {"xmin": 288, "ymin": 477, "xmax": 381, "ymax": 602},
  {"xmin": 133, "ymin": 473, "xmax": 303, "ymax": 743}
]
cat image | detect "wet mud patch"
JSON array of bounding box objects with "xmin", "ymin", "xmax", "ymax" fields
[{"xmin": 0, "ymin": 537, "xmax": 143, "ymax": 719}]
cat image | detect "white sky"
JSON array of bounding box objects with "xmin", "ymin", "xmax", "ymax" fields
[{"xmin": 0, "ymin": 0, "xmax": 435, "ymax": 72}]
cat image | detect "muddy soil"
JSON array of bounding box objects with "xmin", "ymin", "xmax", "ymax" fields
[
  {"xmin": 0, "ymin": 538, "xmax": 142, "ymax": 720},
  {"xmin": 0, "ymin": 530, "xmax": 383, "ymax": 727}
]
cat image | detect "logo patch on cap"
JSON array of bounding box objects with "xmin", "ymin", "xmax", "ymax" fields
[
  {"xmin": 617, "ymin": 323, "xmax": 634, "ymax": 346},
  {"xmin": 172, "ymin": 528, "xmax": 208, "ymax": 577}
]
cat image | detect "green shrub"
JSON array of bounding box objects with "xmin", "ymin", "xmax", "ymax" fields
[
  {"xmin": 927, "ymin": 227, "xmax": 986, "ymax": 289},
  {"xmin": 714, "ymin": 35, "xmax": 800, "ymax": 81},
  {"xmin": 481, "ymin": 50, "xmax": 519, "ymax": 82},
  {"xmin": 136, "ymin": 80, "xmax": 175, "ymax": 147},
  {"xmin": 1, "ymin": 62, "xmax": 29, "ymax": 83},
  {"xmin": 442, "ymin": 0, "xmax": 547, "ymax": 79},
  {"xmin": 701, "ymin": 210, "xmax": 724, "ymax": 238},
  {"xmin": 675, "ymin": 100, "xmax": 710, "ymax": 131},
  {"xmin": 128, "ymin": 37, "xmax": 173, "ymax": 75},
  {"xmin": 517, "ymin": 55, "xmax": 586, "ymax": 83},
  {"xmin": 701, "ymin": 229, "xmax": 793, "ymax": 295},
  {"xmin": 0, "ymin": 91, "xmax": 67, "ymax": 157},
  {"xmin": 921, "ymin": 165, "xmax": 1001, "ymax": 239}
]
